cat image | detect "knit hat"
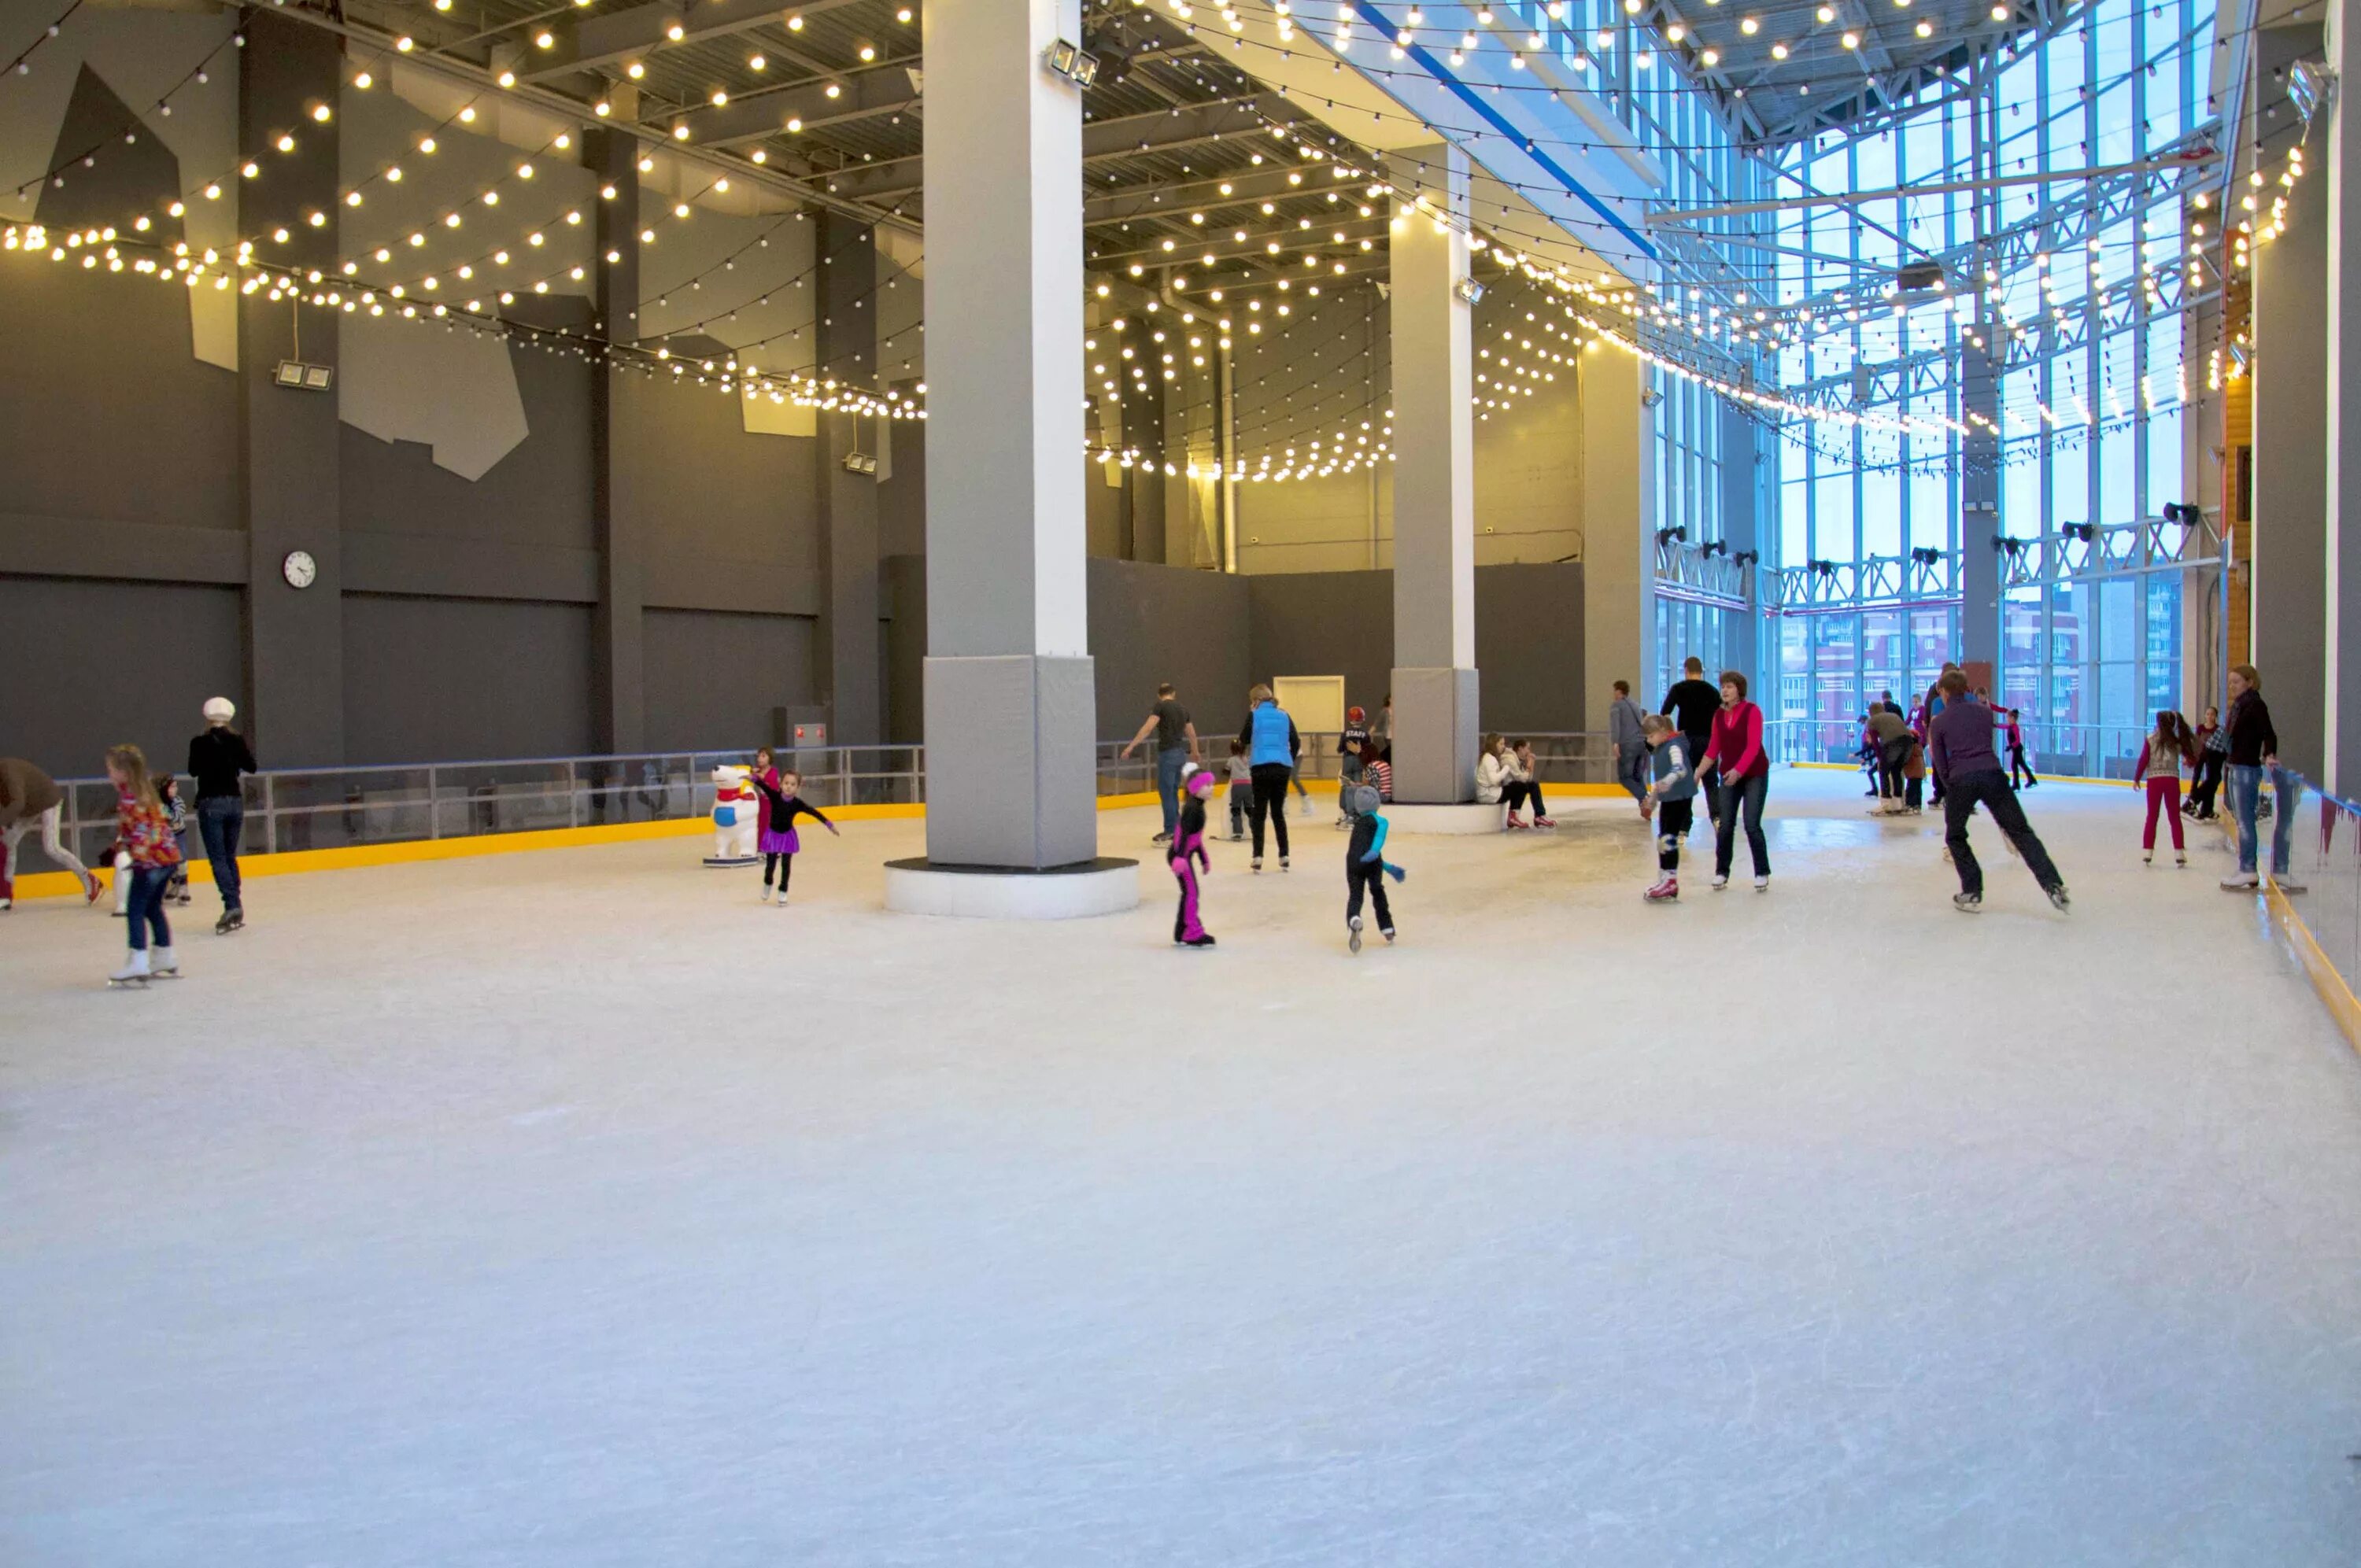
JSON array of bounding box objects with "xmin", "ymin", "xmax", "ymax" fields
[
  {"xmin": 1184, "ymin": 768, "xmax": 1217, "ymax": 798},
  {"xmin": 202, "ymin": 696, "xmax": 236, "ymax": 725}
]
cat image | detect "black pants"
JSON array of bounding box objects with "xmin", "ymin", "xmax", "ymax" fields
[
  {"xmin": 1247, "ymin": 763, "xmax": 1291, "ymax": 859},
  {"xmin": 1713, "ymin": 771, "xmax": 1770, "ymax": 878},
  {"xmin": 1683, "ymin": 736, "xmax": 1716, "ymax": 821},
  {"xmin": 1944, "ymin": 769, "xmax": 2064, "ymax": 898},
  {"xmin": 1502, "ymin": 780, "xmax": 1548, "ymax": 817},
  {"xmin": 1346, "ymin": 858, "xmax": 1392, "ymax": 930},
  {"xmin": 2008, "ymin": 743, "xmax": 2038, "ymax": 789},
  {"xmin": 1878, "ymin": 737, "xmax": 1911, "ymax": 801},
  {"xmin": 2189, "ymin": 752, "xmax": 2225, "ymax": 817},
  {"xmin": 1656, "ymin": 797, "xmax": 1693, "ymax": 873},
  {"xmin": 763, "ymin": 853, "xmax": 793, "ymax": 895}
]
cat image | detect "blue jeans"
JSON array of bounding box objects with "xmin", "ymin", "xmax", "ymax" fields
[
  {"xmin": 1713, "ymin": 771, "xmax": 1771, "ymax": 878},
  {"xmin": 2227, "ymin": 762, "xmax": 2301, "ymax": 876},
  {"xmin": 1155, "ymin": 746, "xmax": 1188, "ymax": 837},
  {"xmin": 124, "ymin": 865, "xmax": 172, "ymax": 950},
  {"xmin": 197, "ymin": 795, "xmax": 245, "ymax": 912}
]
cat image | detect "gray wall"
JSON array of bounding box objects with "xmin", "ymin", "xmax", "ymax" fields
[
  {"xmin": 344, "ymin": 596, "xmax": 596, "ymax": 766},
  {"xmin": 644, "ymin": 608, "xmax": 817, "ymax": 753},
  {"xmin": 1087, "ymin": 558, "xmax": 1252, "ymax": 741},
  {"xmin": 0, "ymin": 577, "xmax": 244, "ymax": 778}
]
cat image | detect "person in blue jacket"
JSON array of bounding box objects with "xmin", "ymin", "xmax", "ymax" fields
[{"xmin": 1235, "ymin": 684, "xmax": 1301, "ymax": 872}]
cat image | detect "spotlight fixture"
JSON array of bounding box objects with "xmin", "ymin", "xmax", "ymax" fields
[
  {"xmin": 1454, "ymin": 275, "xmax": 1486, "ymax": 305},
  {"xmin": 842, "ymin": 449, "xmax": 878, "ymax": 475},
  {"xmin": 274, "ymin": 360, "xmax": 334, "ymax": 391},
  {"xmin": 1042, "ymin": 39, "xmax": 1099, "ymax": 87},
  {"xmin": 2289, "ymin": 59, "xmax": 2338, "ymax": 124}
]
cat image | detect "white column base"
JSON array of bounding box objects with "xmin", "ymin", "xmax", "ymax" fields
[
  {"xmin": 884, "ymin": 857, "xmax": 1141, "ymax": 919},
  {"xmin": 1384, "ymin": 802, "xmax": 1506, "ymax": 835}
]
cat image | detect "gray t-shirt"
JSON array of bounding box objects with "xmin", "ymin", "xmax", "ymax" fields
[{"xmin": 1151, "ymin": 698, "xmax": 1191, "ymax": 751}]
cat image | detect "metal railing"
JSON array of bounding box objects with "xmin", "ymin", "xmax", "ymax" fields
[
  {"xmin": 20, "ymin": 731, "xmax": 1624, "ymax": 879},
  {"xmin": 2273, "ymin": 773, "xmax": 2361, "ymax": 1015},
  {"xmin": 24, "ymin": 743, "xmax": 1164, "ymax": 880},
  {"xmin": 1767, "ymin": 718, "xmax": 2164, "ymax": 781}
]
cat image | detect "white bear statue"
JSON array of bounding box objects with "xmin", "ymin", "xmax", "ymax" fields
[{"xmin": 705, "ymin": 763, "xmax": 762, "ymax": 866}]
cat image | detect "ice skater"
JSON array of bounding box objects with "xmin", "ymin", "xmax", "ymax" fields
[
  {"xmin": 103, "ymin": 744, "xmax": 183, "ymax": 986},
  {"xmin": 1344, "ymin": 783, "xmax": 1405, "ymax": 953},
  {"xmin": 747, "ymin": 750, "xmax": 839, "ymax": 905},
  {"xmin": 0, "ymin": 756, "xmax": 102, "ymax": 910},
  {"xmin": 1927, "ymin": 670, "xmax": 2069, "ymax": 914},
  {"xmin": 2133, "ymin": 710, "xmax": 2195, "ymax": 867},
  {"xmin": 1236, "ymin": 684, "xmax": 1300, "ymax": 872},
  {"xmin": 1169, "ymin": 766, "xmax": 1217, "ymax": 948},
  {"xmin": 1639, "ymin": 714, "xmax": 1697, "ymax": 902},
  {"xmin": 155, "ymin": 769, "xmax": 194, "ymax": 906},
  {"xmin": 1224, "ymin": 738, "xmax": 1251, "ymax": 841},
  {"xmin": 188, "ymin": 697, "xmax": 256, "ymax": 934}
]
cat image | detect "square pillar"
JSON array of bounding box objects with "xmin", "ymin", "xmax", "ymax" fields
[
  {"xmin": 1387, "ymin": 145, "xmax": 1479, "ymax": 804},
  {"xmin": 237, "ymin": 11, "xmax": 345, "ymax": 766},
  {"xmin": 1579, "ymin": 346, "xmax": 1650, "ymax": 729},
  {"xmin": 2327, "ymin": 0, "xmax": 2361, "ymax": 791},
  {"xmin": 920, "ymin": 0, "xmax": 1096, "ymax": 868},
  {"xmin": 1959, "ymin": 340, "xmax": 2003, "ymax": 672},
  {"xmin": 588, "ymin": 124, "xmax": 644, "ymax": 755},
  {"xmin": 2251, "ymin": 24, "xmax": 2330, "ymax": 780},
  {"xmin": 815, "ymin": 210, "xmax": 882, "ymax": 745}
]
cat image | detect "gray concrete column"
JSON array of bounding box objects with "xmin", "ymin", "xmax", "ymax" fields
[
  {"xmin": 236, "ymin": 11, "xmax": 344, "ymax": 766},
  {"xmin": 919, "ymin": 0, "xmax": 1096, "ymax": 868},
  {"xmin": 2326, "ymin": 0, "xmax": 2361, "ymax": 790},
  {"xmin": 1386, "ymin": 145, "xmax": 1479, "ymax": 803},
  {"xmin": 1578, "ymin": 347, "xmax": 1650, "ymax": 730},
  {"xmin": 1959, "ymin": 341, "xmax": 2002, "ymax": 673},
  {"xmin": 588, "ymin": 125, "xmax": 644, "ymax": 754},
  {"xmin": 814, "ymin": 210, "xmax": 881, "ymax": 745},
  {"xmin": 2252, "ymin": 24, "xmax": 2330, "ymax": 780}
]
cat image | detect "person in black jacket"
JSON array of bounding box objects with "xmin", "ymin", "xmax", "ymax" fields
[
  {"xmin": 748, "ymin": 751, "xmax": 840, "ymax": 906},
  {"xmin": 187, "ymin": 697, "xmax": 257, "ymax": 933},
  {"xmin": 2219, "ymin": 664, "xmax": 2304, "ymax": 892},
  {"xmin": 1660, "ymin": 656, "xmax": 1721, "ymax": 828}
]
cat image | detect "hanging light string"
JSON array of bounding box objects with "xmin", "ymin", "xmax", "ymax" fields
[
  {"xmin": 2, "ymin": 0, "xmax": 83, "ymax": 86},
  {"xmin": 9, "ymin": 27, "xmax": 243, "ymax": 202}
]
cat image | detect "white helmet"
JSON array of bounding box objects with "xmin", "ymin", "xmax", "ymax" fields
[{"xmin": 202, "ymin": 696, "xmax": 237, "ymax": 725}]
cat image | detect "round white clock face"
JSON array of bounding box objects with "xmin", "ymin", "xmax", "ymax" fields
[{"xmin": 282, "ymin": 550, "xmax": 317, "ymax": 589}]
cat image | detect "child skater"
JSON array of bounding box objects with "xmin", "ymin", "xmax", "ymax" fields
[
  {"xmin": 1169, "ymin": 766, "xmax": 1217, "ymax": 948},
  {"xmin": 1639, "ymin": 714, "xmax": 1697, "ymax": 902},
  {"xmin": 1225, "ymin": 738, "xmax": 1252, "ymax": 841},
  {"xmin": 155, "ymin": 769, "xmax": 193, "ymax": 906},
  {"xmin": 1344, "ymin": 783, "xmax": 1406, "ymax": 953},
  {"xmin": 2133, "ymin": 709, "xmax": 2196, "ymax": 867},
  {"xmin": 748, "ymin": 747, "xmax": 839, "ymax": 906},
  {"xmin": 104, "ymin": 743, "xmax": 183, "ymax": 987}
]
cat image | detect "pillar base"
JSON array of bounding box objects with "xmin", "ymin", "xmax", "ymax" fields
[
  {"xmin": 922, "ymin": 654, "xmax": 1098, "ymax": 869},
  {"xmin": 1389, "ymin": 665, "xmax": 1480, "ymax": 803},
  {"xmin": 1384, "ymin": 802, "xmax": 1506, "ymax": 835},
  {"xmin": 884, "ymin": 857, "xmax": 1141, "ymax": 919}
]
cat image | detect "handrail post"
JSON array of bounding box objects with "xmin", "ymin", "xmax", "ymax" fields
[
  {"xmin": 264, "ymin": 774, "xmax": 278, "ymax": 855},
  {"xmin": 567, "ymin": 761, "xmax": 580, "ymax": 828},
  {"xmin": 427, "ymin": 765, "xmax": 441, "ymax": 839}
]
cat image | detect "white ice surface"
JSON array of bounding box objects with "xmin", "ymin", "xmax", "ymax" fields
[{"xmin": 4, "ymin": 771, "xmax": 2359, "ymax": 1565}]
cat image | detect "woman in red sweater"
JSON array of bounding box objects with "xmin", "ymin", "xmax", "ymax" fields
[{"xmin": 1705, "ymin": 670, "xmax": 1771, "ymax": 891}]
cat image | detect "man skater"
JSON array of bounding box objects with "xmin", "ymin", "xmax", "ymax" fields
[
  {"xmin": 1928, "ymin": 670, "xmax": 2069, "ymax": 913},
  {"xmin": 1118, "ymin": 681, "xmax": 1200, "ymax": 848},
  {"xmin": 1661, "ymin": 656, "xmax": 1721, "ymax": 827},
  {"xmin": 1608, "ymin": 679, "xmax": 1649, "ymax": 802},
  {"xmin": 188, "ymin": 697, "xmax": 257, "ymax": 933},
  {"xmin": 0, "ymin": 756, "xmax": 102, "ymax": 909}
]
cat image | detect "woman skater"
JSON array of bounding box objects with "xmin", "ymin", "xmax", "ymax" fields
[
  {"xmin": 2133, "ymin": 710, "xmax": 2195, "ymax": 866},
  {"xmin": 748, "ymin": 750, "xmax": 839, "ymax": 905},
  {"xmin": 1169, "ymin": 767, "xmax": 1216, "ymax": 948},
  {"xmin": 1705, "ymin": 671, "xmax": 1772, "ymax": 891},
  {"xmin": 1236, "ymin": 684, "xmax": 1300, "ymax": 873},
  {"xmin": 104, "ymin": 744, "xmax": 183, "ymax": 986}
]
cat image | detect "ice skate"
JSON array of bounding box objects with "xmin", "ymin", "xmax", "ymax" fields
[
  {"xmin": 759, "ymin": 885, "xmax": 774, "ymax": 903},
  {"xmin": 1953, "ymin": 892, "xmax": 1982, "ymax": 913},
  {"xmin": 1506, "ymin": 813, "xmax": 1529, "ymax": 830},
  {"xmin": 1381, "ymin": 928, "xmax": 1395, "ymax": 944},
  {"xmin": 1183, "ymin": 933, "xmax": 1217, "ymax": 948},
  {"xmin": 1644, "ymin": 875, "xmax": 1678, "ymax": 902},
  {"xmin": 1279, "ymin": 857, "xmax": 1289, "ymax": 873},
  {"xmin": 1251, "ymin": 858, "xmax": 1262, "ymax": 873},
  {"xmin": 1150, "ymin": 831, "xmax": 1171, "ymax": 847},
  {"xmin": 2220, "ymin": 872, "xmax": 2259, "ymax": 891},
  {"xmin": 2175, "ymin": 851, "xmax": 2187, "ymax": 866},
  {"xmin": 1533, "ymin": 815, "xmax": 1555, "ymax": 828},
  {"xmin": 2046, "ymin": 884, "xmax": 2072, "ymax": 913},
  {"xmin": 1348, "ymin": 915, "xmax": 1363, "ymax": 954},
  {"xmin": 2274, "ymin": 875, "xmax": 2307, "ymax": 894},
  {"xmin": 107, "ymin": 950, "xmax": 151, "ymax": 987},
  {"xmin": 150, "ymin": 946, "xmax": 179, "ymax": 978},
  {"xmin": 1711, "ymin": 874, "xmax": 1729, "ymax": 890},
  {"xmin": 2142, "ymin": 851, "xmax": 2152, "ymax": 865},
  {"xmin": 1753, "ymin": 875, "xmax": 1770, "ymax": 891}
]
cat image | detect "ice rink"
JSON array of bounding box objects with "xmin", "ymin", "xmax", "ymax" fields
[{"xmin": 5, "ymin": 767, "xmax": 2359, "ymax": 1564}]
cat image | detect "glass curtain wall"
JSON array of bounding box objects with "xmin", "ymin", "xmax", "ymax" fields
[{"xmin": 1762, "ymin": 0, "xmax": 2213, "ymax": 756}]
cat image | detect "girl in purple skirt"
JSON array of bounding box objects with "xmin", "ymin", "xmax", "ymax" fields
[{"xmin": 748, "ymin": 749, "xmax": 839, "ymax": 906}]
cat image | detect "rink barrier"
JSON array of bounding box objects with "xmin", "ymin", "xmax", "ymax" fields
[
  {"xmin": 1788, "ymin": 761, "xmax": 2137, "ymax": 788},
  {"xmin": 2248, "ymin": 773, "xmax": 2361, "ymax": 1059},
  {"xmin": 9, "ymin": 790, "xmax": 1162, "ymax": 902}
]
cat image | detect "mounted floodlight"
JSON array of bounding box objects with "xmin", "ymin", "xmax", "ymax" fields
[
  {"xmin": 1894, "ymin": 260, "xmax": 1946, "ymax": 294},
  {"xmin": 1454, "ymin": 275, "xmax": 1486, "ymax": 305},
  {"xmin": 2289, "ymin": 59, "xmax": 2338, "ymax": 124},
  {"xmin": 275, "ymin": 359, "xmax": 334, "ymax": 391},
  {"xmin": 1043, "ymin": 39, "xmax": 1099, "ymax": 87}
]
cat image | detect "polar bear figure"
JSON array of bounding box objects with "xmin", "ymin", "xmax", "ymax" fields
[{"xmin": 705, "ymin": 763, "xmax": 762, "ymax": 865}]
